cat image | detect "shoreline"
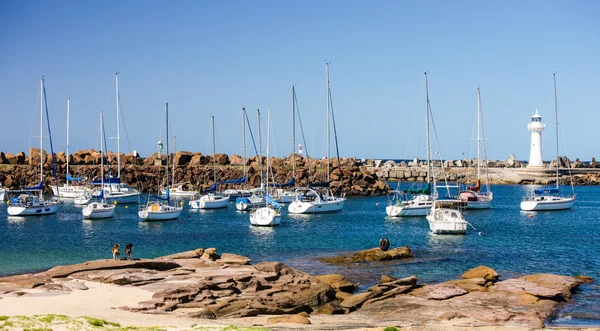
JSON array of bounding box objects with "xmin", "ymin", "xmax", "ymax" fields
[{"xmin": 0, "ymin": 247, "xmax": 596, "ymax": 330}]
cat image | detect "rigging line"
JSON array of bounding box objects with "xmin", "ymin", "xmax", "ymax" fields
[
  {"xmin": 245, "ymin": 110, "xmax": 260, "ymax": 157},
  {"xmin": 328, "ymin": 84, "xmax": 343, "ymax": 194},
  {"xmin": 117, "ymin": 95, "xmax": 134, "ymax": 153},
  {"xmin": 103, "ymin": 76, "xmax": 115, "ymax": 117},
  {"xmin": 428, "ymin": 98, "xmax": 451, "ymax": 197},
  {"xmin": 478, "ymin": 91, "xmax": 491, "ymax": 194},
  {"xmin": 228, "ymin": 111, "xmax": 244, "ymax": 153},
  {"xmin": 294, "ymin": 88, "xmax": 312, "ymax": 185},
  {"xmin": 558, "ymin": 124, "xmax": 576, "ymax": 194},
  {"xmin": 42, "ymin": 82, "xmax": 59, "ymax": 191},
  {"xmin": 28, "ymin": 87, "xmax": 40, "ymax": 167}
]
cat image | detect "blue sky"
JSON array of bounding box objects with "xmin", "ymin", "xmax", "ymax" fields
[{"xmin": 1, "ymin": 0, "xmax": 598, "ymax": 161}]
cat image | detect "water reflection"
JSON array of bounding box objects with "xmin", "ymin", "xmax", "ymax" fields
[{"xmin": 138, "ymin": 221, "xmax": 164, "ymax": 233}]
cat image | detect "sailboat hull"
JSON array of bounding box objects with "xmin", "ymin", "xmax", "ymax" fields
[
  {"xmin": 386, "ymin": 204, "xmax": 431, "ymax": 217},
  {"xmin": 189, "ymin": 195, "xmax": 229, "ymax": 209},
  {"xmin": 83, "ymin": 204, "xmax": 116, "ymax": 219},
  {"xmin": 52, "ymin": 185, "xmax": 89, "ymax": 199},
  {"xmin": 250, "ymin": 207, "xmax": 281, "ymax": 226},
  {"xmin": 520, "ymin": 196, "xmax": 575, "ymax": 211},
  {"xmin": 426, "ymin": 208, "xmax": 467, "ymax": 235},
  {"xmin": 288, "ymin": 198, "xmax": 345, "ymax": 214},
  {"xmin": 105, "ymin": 192, "xmax": 140, "ymax": 204},
  {"xmin": 8, "ymin": 203, "xmax": 61, "ymax": 216}
]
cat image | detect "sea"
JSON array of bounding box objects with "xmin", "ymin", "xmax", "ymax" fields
[{"xmin": 1, "ymin": 184, "xmax": 599, "ymax": 326}]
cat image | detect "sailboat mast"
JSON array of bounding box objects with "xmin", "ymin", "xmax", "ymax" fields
[
  {"xmin": 292, "ymin": 86, "xmax": 296, "ymax": 180},
  {"xmin": 212, "ymin": 115, "xmax": 216, "ymax": 187},
  {"xmin": 326, "ymin": 63, "xmax": 330, "ymax": 183},
  {"xmin": 66, "ymin": 97, "xmax": 70, "ymax": 185},
  {"xmin": 477, "ymin": 87, "xmax": 481, "ymax": 180},
  {"xmin": 115, "ymin": 72, "xmax": 121, "ymax": 179},
  {"xmin": 257, "ymin": 109, "xmax": 263, "ymax": 185},
  {"xmin": 100, "ymin": 111, "xmax": 104, "ymax": 187},
  {"xmin": 267, "ymin": 106, "xmax": 271, "ymax": 194},
  {"xmin": 242, "ymin": 108, "xmax": 247, "ymax": 182},
  {"xmin": 166, "ymin": 103, "xmax": 170, "ymax": 189},
  {"xmin": 424, "ymin": 72, "xmax": 431, "ymax": 184},
  {"xmin": 553, "ymin": 73, "xmax": 559, "ymax": 189},
  {"xmin": 172, "ymin": 136, "xmax": 176, "ymax": 185},
  {"xmin": 40, "ymin": 76, "xmax": 44, "ymax": 196}
]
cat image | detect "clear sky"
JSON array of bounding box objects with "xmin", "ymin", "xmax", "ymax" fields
[{"xmin": 1, "ymin": 0, "xmax": 598, "ymax": 161}]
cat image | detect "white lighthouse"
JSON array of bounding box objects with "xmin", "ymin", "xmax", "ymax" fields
[{"xmin": 527, "ymin": 108, "xmax": 546, "ymax": 168}]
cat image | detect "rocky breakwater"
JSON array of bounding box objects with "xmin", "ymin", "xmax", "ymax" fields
[
  {"xmin": 0, "ymin": 149, "xmax": 389, "ymax": 196},
  {"xmin": 369, "ymin": 154, "xmax": 600, "ymax": 186},
  {"xmin": 0, "ymin": 247, "xmax": 592, "ymax": 329}
]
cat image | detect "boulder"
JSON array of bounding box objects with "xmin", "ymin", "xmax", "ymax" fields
[
  {"xmin": 313, "ymin": 274, "xmax": 358, "ymax": 293},
  {"xmin": 0, "ymin": 152, "xmax": 7, "ymax": 164},
  {"xmin": 174, "ymin": 151, "xmax": 193, "ymax": 166},
  {"xmin": 319, "ymin": 246, "xmax": 412, "ymax": 264},
  {"xmin": 220, "ymin": 253, "xmax": 251, "ymax": 265},
  {"xmin": 318, "ymin": 302, "xmax": 345, "ymax": 315},
  {"xmin": 229, "ymin": 154, "xmax": 244, "ymax": 165},
  {"xmin": 461, "ymin": 265, "xmax": 499, "ymax": 282},
  {"xmin": 215, "ymin": 153, "xmax": 229, "ymax": 165},
  {"xmin": 202, "ymin": 248, "xmax": 220, "ymax": 261},
  {"xmin": 520, "ymin": 274, "xmax": 585, "ymax": 298},
  {"xmin": 159, "ymin": 248, "xmax": 205, "ymax": 260},
  {"xmin": 340, "ymin": 291, "xmax": 377, "ymax": 310},
  {"xmin": 443, "ymin": 278, "xmax": 487, "ymax": 292},
  {"xmin": 491, "ymin": 278, "xmax": 564, "ymax": 298}
]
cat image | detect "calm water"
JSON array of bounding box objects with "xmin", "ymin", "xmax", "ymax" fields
[{"xmin": 1, "ymin": 185, "xmax": 599, "ymax": 325}]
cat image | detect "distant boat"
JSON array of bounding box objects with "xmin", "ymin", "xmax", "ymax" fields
[
  {"xmin": 82, "ymin": 111, "xmax": 116, "ymax": 219},
  {"xmin": 138, "ymin": 103, "xmax": 183, "ymax": 221},
  {"xmin": 288, "ymin": 63, "xmax": 346, "ymax": 214},
  {"xmin": 8, "ymin": 76, "xmax": 61, "ymax": 216},
  {"xmin": 460, "ymin": 87, "xmax": 493, "ymax": 209},
  {"xmin": 520, "ymin": 73, "xmax": 576, "ymax": 211},
  {"xmin": 250, "ymin": 106, "xmax": 282, "ymax": 226},
  {"xmin": 52, "ymin": 98, "xmax": 91, "ymax": 199},
  {"xmin": 100, "ymin": 73, "xmax": 140, "ymax": 204},
  {"xmin": 387, "ymin": 73, "xmax": 433, "ymax": 217},
  {"xmin": 189, "ymin": 116, "xmax": 229, "ymax": 210}
]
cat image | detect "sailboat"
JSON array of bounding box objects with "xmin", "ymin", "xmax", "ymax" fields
[
  {"xmin": 250, "ymin": 106, "xmax": 282, "ymax": 226},
  {"xmin": 95, "ymin": 73, "xmax": 140, "ymax": 204},
  {"xmin": 459, "ymin": 87, "xmax": 493, "ymax": 209},
  {"xmin": 386, "ymin": 73, "xmax": 434, "ymax": 217},
  {"xmin": 423, "ymin": 72, "xmax": 469, "ymax": 235},
  {"xmin": 288, "ymin": 63, "xmax": 346, "ymax": 214},
  {"xmin": 235, "ymin": 109, "xmax": 267, "ymax": 211},
  {"xmin": 520, "ymin": 73, "xmax": 576, "ymax": 211},
  {"xmin": 160, "ymin": 136, "xmax": 197, "ymax": 198},
  {"xmin": 52, "ymin": 98, "xmax": 90, "ymax": 199},
  {"xmin": 271, "ymin": 86, "xmax": 303, "ymax": 204},
  {"xmin": 189, "ymin": 116, "xmax": 229, "ymax": 209},
  {"xmin": 0, "ymin": 183, "xmax": 7, "ymax": 201},
  {"xmin": 8, "ymin": 76, "xmax": 61, "ymax": 216},
  {"xmin": 138, "ymin": 103, "xmax": 183, "ymax": 221},
  {"xmin": 82, "ymin": 111, "xmax": 116, "ymax": 219}
]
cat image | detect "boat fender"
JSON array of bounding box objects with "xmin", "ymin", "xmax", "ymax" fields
[{"xmin": 379, "ymin": 238, "xmax": 390, "ymax": 251}]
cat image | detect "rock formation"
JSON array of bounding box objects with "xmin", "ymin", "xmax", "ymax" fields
[{"xmin": 0, "ymin": 248, "xmax": 592, "ymax": 329}]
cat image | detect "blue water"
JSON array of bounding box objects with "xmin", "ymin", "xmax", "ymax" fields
[{"xmin": 1, "ymin": 185, "xmax": 599, "ymax": 325}]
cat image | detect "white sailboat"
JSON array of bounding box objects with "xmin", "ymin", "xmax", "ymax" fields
[
  {"xmin": 52, "ymin": 98, "xmax": 90, "ymax": 199},
  {"xmin": 8, "ymin": 76, "xmax": 61, "ymax": 216},
  {"xmin": 520, "ymin": 73, "xmax": 576, "ymax": 211},
  {"xmin": 224, "ymin": 108, "xmax": 258, "ymax": 201},
  {"xmin": 272, "ymin": 86, "xmax": 303, "ymax": 204},
  {"xmin": 424, "ymin": 72, "xmax": 469, "ymax": 235},
  {"xmin": 139, "ymin": 103, "xmax": 183, "ymax": 221},
  {"xmin": 288, "ymin": 63, "xmax": 346, "ymax": 214},
  {"xmin": 460, "ymin": 87, "xmax": 493, "ymax": 209},
  {"xmin": 189, "ymin": 116, "xmax": 229, "ymax": 209},
  {"xmin": 82, "ymin": 112, "xmax": 116, "ymax": 219},
  {"xmin": 250, "ymin": 106, "xmax": 282, "ymax": 226},
  {"xmin": 98, "ymin": 73, "xmax": 140, "ymax": 204},
  {"xmin": 386, "ymin": 73, "xmax": 433, "ymax": 217},
  {"xmin": 235, "ymin": 109, "xmax": 266, "ymax": 211}
]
